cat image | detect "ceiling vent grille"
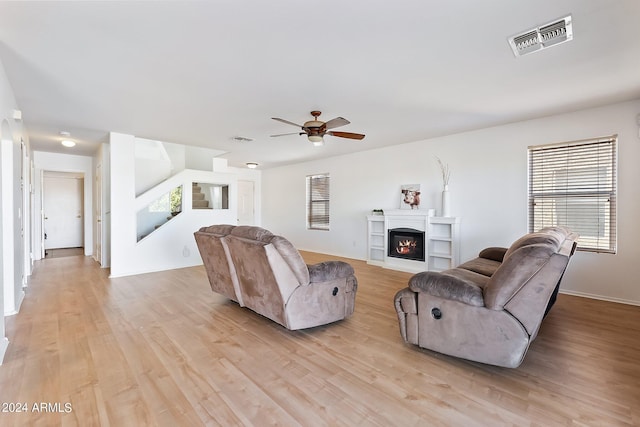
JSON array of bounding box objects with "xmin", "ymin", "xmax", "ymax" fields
[{"xmin": 509, "ymin": 15, "xmax": 572, "ymax": 57}]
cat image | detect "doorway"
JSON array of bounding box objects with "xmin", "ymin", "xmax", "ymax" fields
[{"xmin": 42, "ymin": 172, "xmax": 84, "ymax": 257}]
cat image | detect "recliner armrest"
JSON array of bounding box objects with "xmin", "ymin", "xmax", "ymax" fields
[
  {"xmin": 307, "ymin": 261, "xmax": 355, "ymax": 283},
  {"xmin": 478, "ymin": 247, "xmax": 508, "ymax": 262},
  {"xmin": 408, "ymin": 271, "xmax": 484, "ymax": 307}
]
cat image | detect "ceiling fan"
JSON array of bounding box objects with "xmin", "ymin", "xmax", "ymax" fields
[{"xmin": 271, "ymin": 111, "xmax": 365, "ymax": 146}]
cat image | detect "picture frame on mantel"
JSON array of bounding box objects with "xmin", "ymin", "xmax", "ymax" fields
[{"xmin": 400, "ymin": 184, "xmax": 421, "ymax": 210}]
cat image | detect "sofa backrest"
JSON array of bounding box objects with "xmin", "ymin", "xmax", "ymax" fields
[
  {"xmin": 483, "ymin": 226, "xmax": 578, "ymax": 335},
  {"xmin": 229, "ymin": 226, "xmax": 310, "ymax": 285},
  {"xmin": 194, "ymin": 225, "xmax": 241, "ymax": 303},
  {"xmin": 502, "ymin": 226, "xmax": 567, "ymax": 260},
  {"xmin": 484, "ymin": 243, "xmax": 559, "ymax": 310},
  {"xmin": 220, "ymin": 226, "xmax": 310, "ymax": 327}
]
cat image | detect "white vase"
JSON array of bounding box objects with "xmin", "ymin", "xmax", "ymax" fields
[{"xmin": 441, "ymin": 185, "xmax": 451, "ymax": 217}]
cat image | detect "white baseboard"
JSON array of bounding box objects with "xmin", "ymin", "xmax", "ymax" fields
[
  {"xmin": 109, "ymin": 260, "xmax": 203, "ymax": 278},
  {"xmin": 559, "ymin": 289, "xmax": 640, "ymax": 307},
  {"xmin": 16, "ymin": 290, "xmax": 25, "ymax": 312},
  {"xmin": 0, "ymin": 337, "xmax": 9, "ymax": 365}
]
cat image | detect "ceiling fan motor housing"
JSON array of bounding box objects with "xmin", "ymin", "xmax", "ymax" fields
[
  {"xmin": 303, "ymin": 120, "xmax": 324, "ymax": 133},
  {"xmin": 304, "ymin": 110, "xmax": 325, "ymax": 135}
]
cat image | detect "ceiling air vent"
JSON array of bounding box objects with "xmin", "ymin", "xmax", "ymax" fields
[{"xmin": 508, "ymin": 15, "xmax": 572, "ymax": 57}]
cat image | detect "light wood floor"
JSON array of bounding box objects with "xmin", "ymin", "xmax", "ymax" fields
[
  {"xmin": 44, "ymin": 247, "xmax": 84, "ymax": 259},
  {"xmin": 1, "ymin": 252, "xmax": 639, "ymax": 426}
]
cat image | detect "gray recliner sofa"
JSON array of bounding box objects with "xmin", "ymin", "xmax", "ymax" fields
[
  {"xmin": 394, "ymin": 226, "xmax": 578, "ymax": 368},
  {"xmin": 194, "ymin": 225, "xmax": 358, "ymax": 330}
]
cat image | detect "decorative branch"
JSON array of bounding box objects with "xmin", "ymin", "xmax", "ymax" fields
[{"xmin": 436, "ymin": 156, "xmax": 450, "ymax": 188}]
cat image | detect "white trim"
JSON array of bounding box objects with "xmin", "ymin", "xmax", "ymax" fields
[
  {"xmin": 0, "ymin": 337, "xmax": 9, "ymax": 365},
  {"xmin": 559, "ymin": 289, "xmax": 640, "ymax": 307}
]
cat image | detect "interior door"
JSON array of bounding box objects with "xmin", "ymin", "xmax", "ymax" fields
[
  {"xmin": 43, "ymin": 174, "xmax": 84, "ymax": 249},
  {"xmin": 237, "ymin": 180, "xmax": 255, "ymax": 225}
]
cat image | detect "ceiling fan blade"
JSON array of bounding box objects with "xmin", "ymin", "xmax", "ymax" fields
[
  {"xmin": 324, "ymin": 117, "xmax": 350, "ymax": 130},
  {"xmin": 327, "ymin": 131, "xmax": 365, "ymax": 140},
  {"xmin": 272, "ymin": 117, "xmax": 304, "ymax": 128},
  {"xmin": 270, "ymin": 132, "xmax": 303, "ymax": 137}
]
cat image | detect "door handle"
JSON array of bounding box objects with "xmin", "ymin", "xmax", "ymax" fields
[{"xmin": 76, "ymin": 215, "xmax": 81, "ymax": 218}]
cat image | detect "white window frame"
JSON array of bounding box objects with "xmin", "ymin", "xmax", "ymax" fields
[
  {"xmin": 528, "ymin": 135, "xmax": 617, "ymax": 253},
  {"xmin": 306, "ymin": 173, "xmax": 330, "ymax": 231}
]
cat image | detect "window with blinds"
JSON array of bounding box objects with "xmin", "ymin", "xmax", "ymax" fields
[
  {"xmin": 528, "ymin": 135, "xmax": 617, "ymax": 253},
  {"xmin": 306, "ymin": 174, "xmax": 330, "ymax": 230}
]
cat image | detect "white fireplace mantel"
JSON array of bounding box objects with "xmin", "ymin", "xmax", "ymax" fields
[{"xmin": 366, "ymin": 210, "xmax": 460, "ymax": 273}]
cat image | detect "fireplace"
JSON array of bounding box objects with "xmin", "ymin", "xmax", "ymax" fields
[{"xmin": 388, "ymin": 228, "xmax": 425, "ymax": 261}]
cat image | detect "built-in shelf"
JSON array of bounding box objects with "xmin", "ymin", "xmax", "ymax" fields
[
  {"xmin": 367, "ymin": 216, "xmax": 386, "ymax": 264},
  {"xmin": 427, "ymin": 216, "xmax": 460, "ymax": 272}
]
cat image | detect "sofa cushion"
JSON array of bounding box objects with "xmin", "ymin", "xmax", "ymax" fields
[
  {"xmin": 478, "ymin": 247, "xmax": 507, "ymax": 263},
  {"xmin": 457, "ymin": 257, "xmax": 502, "ymax": 277}
]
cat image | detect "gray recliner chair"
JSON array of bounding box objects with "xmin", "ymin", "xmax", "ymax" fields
[
  {"xmin": 394, "ymin": 226, "xmax": 578, "ymax": 368},
  {"xmin": 194, "ymin": 225, "xmax": 358, "ymax": 330}
]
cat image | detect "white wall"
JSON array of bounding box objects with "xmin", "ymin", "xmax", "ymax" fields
[
  {"xmin": 135, "ymin": 139, "xmax": 227, "ymax": 196},
  {"xmin": 93, "ymin": 143, "xmax": 111, "ymax": 267},
  {"xmin": 1, "ymin": 132, "xmax": 24, "ymax": 316},
  {"xmin": 110, "ymin": 132, "xmax": 262, "ymax": 277},
  {"xmin": 1, "ymin": 92, "xmax": 28, "ymax": 322},
  {"xmin": 0, "ymin": 57, "xmax": 25, "ymax": 362},
  {"xmin": 0, "ymin": 120, "xmax": 9, "ymax": 361},
  {"xmin": 185, "ymin": 145, "xmax": 224, "ymax": 171},
  {"xmin": 262, "ymin": 99, "xmax": 640, "ymax": 305},
  {"xmin": 32, "ymin": 151, "xmax": 94, "ymax": 260}
]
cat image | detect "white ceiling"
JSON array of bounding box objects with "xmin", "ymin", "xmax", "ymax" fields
[{"xmin": 1, "ymin": 1, "xmax": 639, "ymax": 169}]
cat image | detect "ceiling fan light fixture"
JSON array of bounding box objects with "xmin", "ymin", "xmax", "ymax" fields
[{"xmin": 308, "ymin": 135, "xmax": 324, "ymax": 146}]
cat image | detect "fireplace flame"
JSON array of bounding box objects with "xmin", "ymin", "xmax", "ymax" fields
[{"xmin": 396, "ymin": 239, "xmax": 417, "ymax": 255}]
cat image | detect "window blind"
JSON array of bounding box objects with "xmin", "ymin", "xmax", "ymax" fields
[
  {"xmin": 307, "ymin": 174, "xmax": 330, "ymax": 230},
  {"xmin": 528, "ymin": 136, "xmax": 617, "ymax": 253}
]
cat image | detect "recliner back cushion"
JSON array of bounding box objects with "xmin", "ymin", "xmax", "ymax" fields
[
  {"xmin": 194, "ymin": 230, "xmax": 239, "ymax": 302},
  {"xmin": 227, "ymin": 225, "xmax": 311, "ymax": 285},
  {"xmin": 484, "ymin": 243, "xmax": 556, "ymax": 310},
  {"xmin": 224, "ymin": 236, "xmax": 288, "ymax": 325},
  {"xmin": 198, "ymin": 224, "xmax": 236, "ymax": 236},
  {"xmin": 503, "ymin": 227, "xmax": 565, "ymax": 261},
  {"xmin": 230, "ymin": 225, "xmax": 274, "ymax": 241}
]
